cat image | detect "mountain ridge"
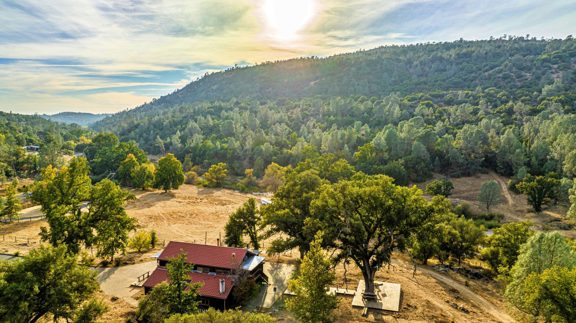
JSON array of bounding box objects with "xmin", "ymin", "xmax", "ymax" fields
[
  {"xmin": 43, "ymin": 112, "xmax": 110, "ymax": 126},
  {"xmin": 95, "ymin": 37, "xmax": 576, "ymax": 124}
]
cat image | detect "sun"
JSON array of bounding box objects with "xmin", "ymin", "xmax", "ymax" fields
[{"xmin": 263, "ymin": 0, "xmax": 316, "ymax": 41}]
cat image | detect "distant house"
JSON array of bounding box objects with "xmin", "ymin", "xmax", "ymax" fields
[
  {"xmin": 143, "ymin": 241, "xmax": 267, "ymax": 310},
  {"xmin": 23, "ymin": 145, "xmax": 40, "ymax": 152},
  {"xmin": 260, "ymin": 198, "xmax": 272, "ymax": 205}
]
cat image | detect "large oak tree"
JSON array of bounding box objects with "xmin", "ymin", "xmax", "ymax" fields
[{"xmin": 312, "ymin": 174, "xmax": 434, "ymax": 297}]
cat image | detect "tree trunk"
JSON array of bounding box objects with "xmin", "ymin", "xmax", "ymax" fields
[
  {"xmin": 29, "ymin": 311, "xmax": 46, "ymax": 323},
  {"xmin": 361, "ymin": 259, "xmax": 376, "ymax": 299}
]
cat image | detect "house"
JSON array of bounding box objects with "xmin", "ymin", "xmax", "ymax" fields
[
  {"xmin": 143, "ymin": 241, "xmax": 267, "ymax": 310},
  {"xmin": 23, "ymin": 145, "xmax": 40, "ymax": 152}
]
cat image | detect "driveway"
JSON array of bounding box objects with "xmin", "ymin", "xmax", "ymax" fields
[
  {"xmin": 261, "ymin": 262, "xmax": 296, "ymax": 309},
  {"xmin": 97, "ymin": 261, "xmax": 157, "ymax": 306}
]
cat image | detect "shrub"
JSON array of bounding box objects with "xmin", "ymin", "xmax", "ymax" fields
[
  {"xmin": 184, "ymin": 171, "xmax": 198, "ymax": 185},
  {"xmin": 129, "ymin": 231, "xmax": 152, "ymax": 253}
]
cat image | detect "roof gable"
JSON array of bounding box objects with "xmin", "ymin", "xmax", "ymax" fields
[{"xmin": 143, "ymin": 268, "xmax": 234, "ymax": 300}]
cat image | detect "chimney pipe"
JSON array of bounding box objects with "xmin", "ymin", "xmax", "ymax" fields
[{"xmin": 219, "ymin": 279, "xmax": 225, "ymax": 294}]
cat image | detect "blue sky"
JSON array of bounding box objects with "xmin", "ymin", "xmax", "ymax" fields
[{"xmin": 0, "ymin": 0, "xmax": 575, "ymax": 114}]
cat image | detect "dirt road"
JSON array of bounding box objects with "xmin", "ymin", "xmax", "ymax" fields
[
  {"xmin": 415, "ymin": 265, "xmax": 515, "ymax": 323},
  {"xmin": 490, "ymin": 172, "xmax": 514, "ymax": 207}
]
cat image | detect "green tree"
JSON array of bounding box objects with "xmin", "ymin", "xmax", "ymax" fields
[
  {"xmin": 0, "ymin": 245, "xmax": 102, "ymax": 322},
  {"xmin": 380, "ymin": 161, "xmax": 409, "ymax": 186},
  {"xmin": 436, "ymin": 216, "xmax": 484, "ymax": 266},
  {"xmin": 182, "ymin": 154, "xmax": 194, "ymax": 172},
  {"xmin": 166, "ymin": 308, "xmax": 274, "ymax": 323},
  {"xmin": 568, "ymin": 181, "xmax": 576, "ymax": 219},
  {"xmin": 89, "ymin": 179, "xmax": 136, "ymax": 262},
  {"xmin": 408, "ymin": 196, "xmax": 455, "ymax": 265},
  {"xmin": 505, "ymin": 232, "xmax": 576, "ymax": 319},
  {"xmin": 155, "ymin": 154, "xmax": 185, "ymax": 192},
  {"xmin": 0, "ymin": 179, "xmax": 22, "ymax": 222},
  {"xmin": 478, "ymin": 180, "xmax": 502, "ymax": 211},
  {"xmin": 425, "ymin": 179, "xmax": 454, "ymax": 197},
  {"xmin": 203, "ymin": 162, "xmax": 228, "ymax": 188},
  {"xmin": 32, "ymin": 158, "xmax": 92, "ymax": 254},
  {"xmin": 260, "ymin": 162, "xmax": 288, "ymax": 192},
  {"xmin": 405, "ymin": 141, "xmax": 432, "ymax": 181},
  {"xmin": 129, "ymin": 231, "xmax": 153, "ymax": 253},
  {"xmin": 480, "ymin": 221, "xmax": 533, "ymax": 274},
  {"xmin": 262, "ymin": 169, "xmax": 325, "ymax": 258},
  {"xmin": 117, "ymin": 153, "xmax": 139, "ymax": 187},
  {"xmin": 531, "ymin": 266, "xmax": 576, "ymax": 322},
  {"xmin": 137, "ymin": 253, "xmax": 200, "ymax": 321},
  {"xmin": 132, "ymin": 163, "xmax": 156, "ymax": 190},
  {"xmin": 516, "ymin": 174, "xmax": 561, "ymax": 212},
  {"xmin": 312, "ymin": 174, "xmax": 433, "ymax": 297},
  {"xmin": 286, "ymin": 233, "xmax": 338, "ymax": 323},
  {"xmin": 224, "ymin": 198, "xmax": 261, "ymax": 249},
  {"xmin": 239, "ymin": 168, "xmax": 258, "ymax": 191}
]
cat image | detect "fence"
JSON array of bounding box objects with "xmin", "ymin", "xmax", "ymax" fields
[{"xmin": 0, "ymin": 234, "xmax": 41, "ymax": 246}]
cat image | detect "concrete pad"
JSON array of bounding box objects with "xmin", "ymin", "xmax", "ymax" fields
[
  {"xmin": 352, "ymin": 280, "xmax": 401, "ymax": 312},
  {"xmin": 261, "ymin": 262, "xmax": 296, "ymax": 309}
]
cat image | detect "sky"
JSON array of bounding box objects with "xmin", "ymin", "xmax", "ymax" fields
[{"xmin": 1, "ymin": 0, "xmax": 575, "ymax": 115}]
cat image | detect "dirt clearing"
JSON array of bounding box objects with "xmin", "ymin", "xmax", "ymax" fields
[{"xmin": 126, "ymin": 185, "xmax": 258, "ymax": 246}]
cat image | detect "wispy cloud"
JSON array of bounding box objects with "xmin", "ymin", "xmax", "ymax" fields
[{"xmin": 0, "ymin": 0, "xmax": 574, "ymax": 114}]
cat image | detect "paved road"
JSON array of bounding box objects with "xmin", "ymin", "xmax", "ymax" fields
[
  {"xmin": 18, "ymin": 205, "xmax": 43, "ymax": 220},
  {"xmin": 97, "ymin": 261, "xmax": 157, "ymax": 306}
]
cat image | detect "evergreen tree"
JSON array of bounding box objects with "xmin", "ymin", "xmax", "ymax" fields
[{"xmin": 286, "ymin": 233, "xmax": 338, "ymax": 323}]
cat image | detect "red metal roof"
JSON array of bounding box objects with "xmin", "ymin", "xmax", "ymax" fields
[
  {"xmin": 143, "ymin": 267, "xmax": 235, "ymax": 300},
  {"xmin": 158, "ymin": 241, "xmax": 249, "ymax": 270}
]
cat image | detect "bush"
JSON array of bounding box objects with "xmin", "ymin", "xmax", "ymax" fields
[
  {"xmin": 453, "ymin": 203, "xmax": 503, "ymax": 228},
  {"xmin": 184, "ymin": 171, "xmax": 198, "ymax": 185},
  {"xmin": 129, "ymin": 231, "xmax": 152, "ymax": 253},
  {"xmin": 166, "ymin": 309, "xmax": 274, "ymax": 323},
  {"xmin": 425, "ymin": 179, "xmax": 454, "ymax": 197}
]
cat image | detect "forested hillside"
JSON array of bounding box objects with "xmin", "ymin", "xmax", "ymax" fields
[
  {"xmin": 0, "ymin": 112, "xmax": 90, "ymax": 179},
  {"xmin": 94, "ymin": 38, "xmax": 576, "ymax": 188},
  {"xmin": 95, "ymin": 37, "xmax": 576, "ymax": 115}
]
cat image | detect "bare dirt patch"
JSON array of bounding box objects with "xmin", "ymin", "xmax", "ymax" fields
[
  {"xmin": 126, "ymin": 185, "xmax": 258, "ymax": 246},
  {"xmin": 332, "ymin": 254, "xmax": 512, "ymax": 323}
]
